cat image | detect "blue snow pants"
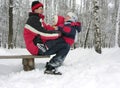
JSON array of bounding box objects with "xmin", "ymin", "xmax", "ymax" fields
[{"xmin": 38, "ymin": 38, "xmax": 70, "ymax": 68}]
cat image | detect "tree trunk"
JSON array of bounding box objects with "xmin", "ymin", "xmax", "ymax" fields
[
  {"xmin": 115, "ymin": 1, "xmax": 120, "ymax": 47},
  {"xmin": 93, "ymin": 0, "xmax": 102, "ymax": 54},
  {"xmin": 8, "ymin": 0, "xmax": 13, "ymax": 49},
  {"xmin": 0, "ymin": 33, "xmax": 2, "ymax": 47},
  {"xmin": 84, "ymin": 20, "xmax": 91, "ymax": 48}
]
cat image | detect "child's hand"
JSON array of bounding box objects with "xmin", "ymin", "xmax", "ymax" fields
[
  {"xmin": 71, "ymin": 22, "xmax": 81, "ymax": 33},
  {"xmin": 52, "ymin": 26, "xmax": 56, "ymax": 29},
  {"xmin": 52, "ymin": 26, "xmax": 58, "ymax": 30}
]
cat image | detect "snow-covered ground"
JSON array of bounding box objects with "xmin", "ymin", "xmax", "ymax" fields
[{"xmin": 0, "ymin": 48, "xmax": 120, "ymax": 88}]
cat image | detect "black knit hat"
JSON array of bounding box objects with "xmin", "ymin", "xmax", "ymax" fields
[{"xmin": 31, "ymin": 1, "xmax": 43, "ymax": 12}]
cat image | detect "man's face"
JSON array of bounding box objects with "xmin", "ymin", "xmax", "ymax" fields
[
  {"xmin": 34, "ymin": 7, "xmax": 44, "ymax": 14},
  {"xmin": 64, "ymin": 15, "xmax": 71, "ymax": 22}
]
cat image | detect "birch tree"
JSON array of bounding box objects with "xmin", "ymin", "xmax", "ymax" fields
[
  {"xmin": 117, "ymin": 0, "xmax": 120, "ymax": 47},
  {"xmin": 93, "ymin": 0, "xmax": 102, "ymax": 54},
  {"xmin": 115, "ymin": 0, "xmax": 120, "ymax": 47}
]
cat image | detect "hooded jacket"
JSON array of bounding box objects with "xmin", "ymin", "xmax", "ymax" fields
[
  {"xmin": 54, "ymin": 15, "xmax": 81, "ymax": 46},
  {"xmin": 24, "ymin": 13, "xmax": 61, "ymax": 55}
]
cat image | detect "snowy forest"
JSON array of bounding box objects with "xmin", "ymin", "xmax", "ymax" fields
[
  {"xmin": 0, "ymin": 0, "xmax": 120, "ymax": 87},
  {"xmin": 0, "ymin": 0, "xmax": 120, "ymax": 49}
]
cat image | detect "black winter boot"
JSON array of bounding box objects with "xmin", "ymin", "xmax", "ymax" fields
[{"xmin": 44, "ymin": 62, "xmax": 62, "ymax": 75}]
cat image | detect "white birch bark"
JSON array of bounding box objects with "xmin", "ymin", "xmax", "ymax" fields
[{"xmin": 115, "ymin": 1, "xmax": 120, "ymax": 47}]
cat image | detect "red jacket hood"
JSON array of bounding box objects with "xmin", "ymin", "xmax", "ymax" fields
[{"xmin": 55, "ymin": 15, "xmax": 65, "ymax": 26}]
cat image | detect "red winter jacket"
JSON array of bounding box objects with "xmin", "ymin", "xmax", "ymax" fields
[{"xmin": 24, "ymin": 13, "xmax": 61, "ymax": 55}]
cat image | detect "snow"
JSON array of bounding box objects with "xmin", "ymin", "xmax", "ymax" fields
[
  {"xmin": 76, "ymin": 0, "xmax": 81, "ymax": 4},
  {"xmin": 0, "ymin": 48, "xmax": 120, "ymax": 88},
  {"xmin": 108, "ymin": 3, "xmax": 114, "ymax": 8}
]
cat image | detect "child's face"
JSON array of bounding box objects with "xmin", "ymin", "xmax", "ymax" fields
[
  {"xmin": 34, "ymin": 7, "xmax": 44, "ymax": 14},
  {"xmin": 65, "ymin": 15, "xmax": 71, "ymax": 22}
]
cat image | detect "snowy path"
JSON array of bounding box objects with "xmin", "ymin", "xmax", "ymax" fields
[{"xmin": 0, "ymin": 48, "xmax": 120, "ymax": 88}]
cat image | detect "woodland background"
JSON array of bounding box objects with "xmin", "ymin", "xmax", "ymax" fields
[{"xmin": 0, "ymin": 0, "xmax": 120, "ymax": 50}]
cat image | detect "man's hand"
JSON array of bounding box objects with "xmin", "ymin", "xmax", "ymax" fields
[{"xmin": 33, "ymin": 35, "xmax": 42, "ymax": 45}]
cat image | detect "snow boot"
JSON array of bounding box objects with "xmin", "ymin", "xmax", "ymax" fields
[{"xmin": 44, "ymin": 62, "xmax": 62, "ymax": 75}]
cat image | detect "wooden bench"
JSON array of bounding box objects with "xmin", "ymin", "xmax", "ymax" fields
[{"xmin": 0, "ymin": 55, "xmax": 50, "ymax": 71}]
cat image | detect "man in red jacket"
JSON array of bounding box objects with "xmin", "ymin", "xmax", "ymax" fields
[
  {"xmin": 24, "ymin": 1, "xmax": 61, "ymax": 55},
  {"xmin": 24, "ymin": 1, "xmax": 70, "ymax": 75}
]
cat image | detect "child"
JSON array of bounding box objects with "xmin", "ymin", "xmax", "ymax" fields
[
  {"xmin": 43, "ymin": 12, "xmax": 81, "ymax": 75},
  {"xmin": 52, "ymin": 12, "xmax": 81, "ymax": 46}
]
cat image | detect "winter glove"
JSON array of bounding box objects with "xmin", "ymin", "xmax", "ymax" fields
[
  {"xmin": 71, "ymin": 22, "xmax": 81, "ymax": 26},
  {"xmin": 71, "ymin": 22, "xmax": 81, "ymax": 33},
  {"xmin": 33, "ymin": 35, "xmax": 43, "ymax": 46}
]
